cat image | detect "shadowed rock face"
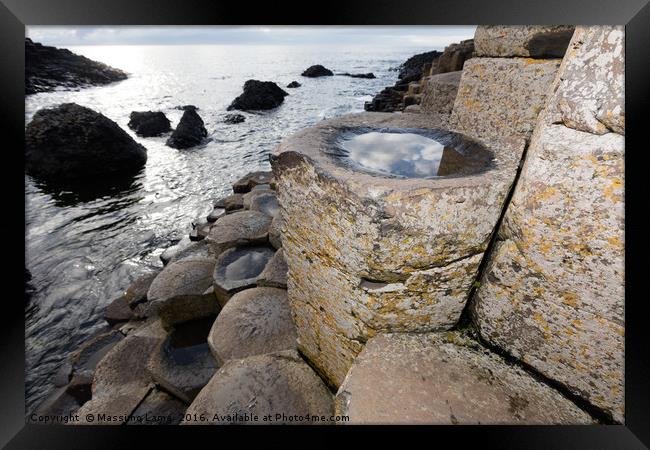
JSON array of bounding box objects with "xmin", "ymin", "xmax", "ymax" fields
[
  {"xmin": 128, "ymin": 111, "xmax": 172, "ymax": 137},
  {"xmin": 147, "ymin": 316, "xmax": 218, "ymax": 404},
  {"xmin": 228, "ymin": 80, "xmax": 288, "ymax": 111},
  {"xmin": 397, "ymin": 51, "xmax": 441, "ymax": 83},
  {"xmin": 166, "ymin": 109, "xmax": 208, "ymax": 149},
  {"xmin": 25, "ymin": 103, "xmax": 147, "ymax": 183},
  {"xmin": 301, "ymin": 65, "xmax": 334, "ymax": 77},
  {"xmin": 336, "ymin": 333, "xmax": 594, "ymax": 424},
  {"xmin": 271, "ymin": 111, "xmax": 526, "ymax": 386},
  {"xmin": 25, "ymin": 38, "xmax": 127, "ymax": 95},
  {"xmin": 474, "ymin": 25, "xmax": 575, "ymax": 58}
]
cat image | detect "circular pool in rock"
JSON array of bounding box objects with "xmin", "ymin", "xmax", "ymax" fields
[
  {"xmin": 270, "ymin": 111, "xmax": 526, "ymax": 387},
  {"xmin": 329, "ymin": 127, "xmax": 494, "ymax": 179}
]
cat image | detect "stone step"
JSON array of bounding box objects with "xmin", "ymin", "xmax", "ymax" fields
[{"xmin": 335, "ymin": 332, "xmax": 594, "ymax": 425}]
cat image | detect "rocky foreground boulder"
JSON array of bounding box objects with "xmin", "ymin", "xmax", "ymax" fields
[
  {"xmin": 25, "ymin": 38, "xmax": 127, "ymax": 95},
  {"xmin": 301, "ymin": 65, "xmax": 333, "ymax": 77},
  {"xmin": 228, "ymin": 80, "xmax": 288, "ymax": 111},
  {"xmin": 166, "ymin": 108, "xmax": 208, "ymax": 149},
  {"xmin": 128, "ymin": 111, "xmax": 171, "ymax": 137},
  {"xmin": 25, "ymin": 103, "xmax": 147, "ymax": 182}
]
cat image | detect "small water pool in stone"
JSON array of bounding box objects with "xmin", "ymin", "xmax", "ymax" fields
[{"xmin": 330, "ymin": 127, "xmax": 494, "ymax": 178}]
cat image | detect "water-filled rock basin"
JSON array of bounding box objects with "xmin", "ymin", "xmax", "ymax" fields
[
  {"xmin": 270, "ymin": 111, "xmax": 526, "ymax": 387},
  {"xmin": 330, "ymin": 127, "xmax": 494, "ymax": 179}
]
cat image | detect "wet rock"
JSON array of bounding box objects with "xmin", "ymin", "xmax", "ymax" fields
[
  {"xmin": 228, "ymin": 80, "xmax": 288, "ymax": 111},
  {"xmin": 257, "ymin": 249, "xmax": 287, "ymax": 289},
  {"xmin": 213, "ymin": 193, "xmax": 244, "ymax": 212},
  {"xmin": 252, "ymin": 183, "xmax": 272, "ymax": 191},
  {"xmin": 124, "ymin": 271, "xmax": 161, "ymax": 306},
  {"xmin": 30, "ymin": 386, "xmax": 85, "ymax": 421},
  {"xmin": 242, "ymin": 188, "xmax": 271, "ymax": 209},
  {"xmin": 165, "ymin": 108, "xmax": 208, "ymax": 149},
  {"xmin": 269, "ymin": 215, "xmax": 282, "ymax": 249},
  {"xmin": 174, "ymin": 105, "xmax": 198, "ymax": 111},
  {"xmin": 104, "ymin": 296, "xmax": 134, "ymax": 326},
  {"xmin": 471, "ymin": 26, "xmax": 625, "ymax": 423},
  {"xmin": 205, "ymin": 210, "xmax": 272, "ymax": 256},
  {"xmin": 147, "ymin": 316, "xmax": 219, "ymax": 403},
  {"xmin": 249, "ymin": 191, "xmax": 279, "ymax": 218},
  {"xmin": 338, "ymin": 72, "xmax": 376, "ymax": 79},
  {"xmin": 286, "ymin": 81, "xmax": 301, "ymax": 88},
  {"xmin": 206, "ymin": 207, "xmax": 226, "ymax": 223},
  {"xmin": 450, "ymin": 57, "xmax": 560, "ymax": 141},
  {"xmin": 182, "ymin": 350, "xmax": 333, "ymax": 424},
  {"xmin": 420, "ymin": 70, "xmax": 462, "ymax": 115},
  {"xmin": 25, "ymin": 38, "xmax": 127, "ymax": 95},
  {"xmin": 25, "ymin": 103, "xmax": 147, "ymax": 183},
  {"xmin": 76, "ymin": 321, "xmax": 167, "ymax": 424},
  {"xmin": 232, "ymin": 171, "xmax": 273, "ymax": 193},
  {"xmin": 66, "ymin": 372, "xmax": 93, "ymax": 404},
  {"xmin": 271, "ymin": 111, "xmax": 526, "ymax": 386},
  {"xmin": 336, "ymin": 333, "xmax": 594, "ymax": 424},
  {"xmin": 208, "ymin": 287, "xmax": 295, "ymax": 365},
  {"xmin": 129, "ymin": 389, "xmax": 186, "ymax": 425},
  {"xmin": 127, "ymin": 111, "xmax": 171, "ymax": 137},
  {"xmin": 301, "ymin": 65, "xmax": 334, "ymax": 77},
  {"xmin": 212, "ymin": 246, "xmax": 275, "ymax": 306},
  {"xmin": 52, "ymin": 361, "xmax": 73, "ymax": 387},
  {"xmin": 70, "ymin": 330, "xmax": 124, "ymax": 376},
  {"xmin": 146, "ymin": 257, "xmax": 216, "ymax": 320},
  {"xmin": 474, "ymin": 25, "xmax": 575, "ymax": 58},
  {"xmin": 224, "ymin": 113, "xmax": 245, "ymax": 124},
  {"xmin": 160, "ymin": 237, "xmax": 210, "ymax": 266},
  {"xmin": 431, "ymin": 39, "xmax": 474, "ymax": 75}
]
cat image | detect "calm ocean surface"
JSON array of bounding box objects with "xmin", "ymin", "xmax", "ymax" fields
[{"xmin": 24, "ymin": 43, "xmax": 434, "ymax": 412}]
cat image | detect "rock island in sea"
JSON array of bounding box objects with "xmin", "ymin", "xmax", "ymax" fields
[{"xmin": 26, "ymin": 25, "xmax": 624, "ymax": 425}]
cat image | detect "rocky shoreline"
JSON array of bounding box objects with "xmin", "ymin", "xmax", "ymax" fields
[
  {"xmin": 27, "ymin": 25, "xmax": 624, "ymax": 425},
  {"xmin": 25, "ymin": 38, "xmax": 128, "ymax": 95}
]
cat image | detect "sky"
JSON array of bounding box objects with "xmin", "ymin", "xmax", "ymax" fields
[{"xmin": 26, "ymin": 26, "xmax": 477, "ymax": 48}]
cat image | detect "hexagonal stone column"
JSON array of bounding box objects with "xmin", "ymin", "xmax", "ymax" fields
[
  {"xmin": 182, "ymin": 350, "xmax": 333, "ymax": 424},
  {"xmin": 470, "ymin": 26, "xmax": 625, "ymax": 423},
  {"xmin": 271, "ymin": 111, "xmax": 525, "ymax": 386},
  {"xmin": 335, "ymin": 333, "xmax": 594, "ymax": 424}
]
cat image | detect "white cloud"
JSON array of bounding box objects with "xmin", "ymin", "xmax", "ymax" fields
[{"xmin": 26, "ymin": 25, "xmax": 477, "ymax": 48}]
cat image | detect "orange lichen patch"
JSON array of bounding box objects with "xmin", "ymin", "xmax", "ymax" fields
[{"xmin": 562, "ymin": 291, "xmax": 579, "ymax": 308}]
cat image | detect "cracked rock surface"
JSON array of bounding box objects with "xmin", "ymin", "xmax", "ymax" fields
[
  {"xmin": 470, "ymin": 26, "xmax": 625, "ymax": 423},
  {"xmin": 335, "ymin": 332, "xmax": 594, "ymax": 424}
]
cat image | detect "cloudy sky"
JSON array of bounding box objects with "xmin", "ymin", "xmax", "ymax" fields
[{"xmin": 26, "ymin": 26, "xmax": 477, "ymax": 48}]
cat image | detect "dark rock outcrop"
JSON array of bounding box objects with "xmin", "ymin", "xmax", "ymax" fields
[
  {"xmin": 166, "ymin": 109, "xmax": 208, "ymax": 149},
  {"xmin": 364, "ymin": 86, "xmax": 405, "ymax": 112},
  {"xmin": 25, "ymin": 38, "xmax": 127, "ymax": 95},
  {"xmin": 301, "ymin": 65, "xmax": 334, "ymax": 77},
  {"xmin": 224, "ymin": 113, "xmax": 245, "ymax": 124},
  {"xmin": 25, "ymin": 103, "xmax": 147, "ymax": 182},
  {"xmin": 128, "ymin": 111, "xmax": 171, "ymax": 137},
  {"xmin": 397, "ymin": 50, "xmax": 441, "ymax": 83},
  {"xmin": 338, "ymin": 72, "xmax": 376, "ymax": 79},
  {"xmin": 228, "ymin": 80, "xmax": 288, "ymax": 111},
  {"xmin": 286, "ymin": 81, "xmax": 301, "ymax": 88}
]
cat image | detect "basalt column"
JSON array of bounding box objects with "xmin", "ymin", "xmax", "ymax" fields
[
  {"xmin": 470, "ymin": 26, "xmax": 625, "ymax": 423},
  {"xmin": 271, "ymin": 112, "xmax": 525, "ymax": 386}
]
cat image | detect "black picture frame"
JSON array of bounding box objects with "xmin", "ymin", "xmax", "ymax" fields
[{"xmin": 2, "ymin": 0, "xmax": 648, "ymax": 447}]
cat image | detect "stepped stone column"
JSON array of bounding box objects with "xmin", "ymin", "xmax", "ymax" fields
[
  {"xmin": 271, "ymin": 112, "xmax": 525, "ymax": 386},
  {"xmin": 470, "ymin": 26, "xmax": 625, "ymax": 423}
]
